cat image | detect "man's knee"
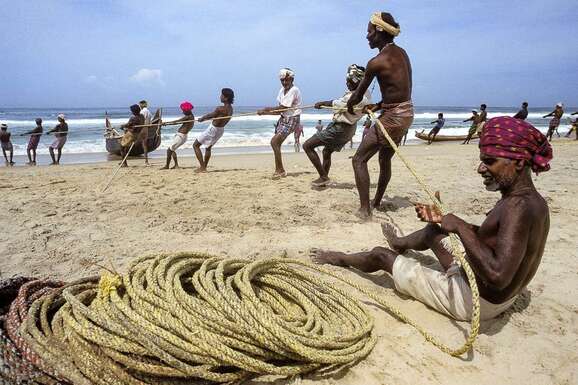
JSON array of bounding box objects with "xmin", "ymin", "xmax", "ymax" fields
[
  {"xmin": 322, "ymin": 148, "xmax": 332, "ymax": 158},
  {"xmin": 302, "ymin": 140, "xmax": 314, "ymax": 152}
]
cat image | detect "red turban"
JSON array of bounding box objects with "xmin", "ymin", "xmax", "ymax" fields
[
  {"xmin": 180, "ymin": 101, "xmax": 193, "ymax": 112},
  {"xmin": 479, "ymin": 116, "xmax": 553, "ymax": 173}
]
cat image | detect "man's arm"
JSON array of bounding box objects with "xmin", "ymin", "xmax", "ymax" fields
[
  {"xmin": 347, "ymin": 60, "xmax": 377, "ymax": 114},
  {"xmin": 440, "ymin": 200, "xmax": 531, "ymax": 290},
  {"xmin": 314, "ymin": 101, "xmax": 334, "ymax": 109},
  {"xmin": 571, "ymin": 111, "xmax": 578, "ymax": 115},
  {"xmin": 198, "ymin": 106, "xmax": 227, "ymax": 122},
  {"xmin": 543, "ymin": 110, "xmax": 554, "ymax": 118},
  {"xmin": 463, "ymin": 117, "xmax": 474, "ymax": 122}
]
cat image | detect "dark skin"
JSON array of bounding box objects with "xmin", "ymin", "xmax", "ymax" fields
[
  {"xmin": 0, "ymin": 129, "xmax": 14, "ymax": 165},
  {"xmin": 161, "ymin": 110, "xmax": 194, "ymax": 170},
  {"xmin": 193, "ymin": 93, "xmax": 233, "ymax": 172},
  {"xmin": 462, "ymin": 112, "xmax": 479, "ymax": 144},
  {"xmin": 427, "ymin": 114, "xmax": 443, "ymax": 144},
  {"xmin": 119, "ymin": 111, "xmax": 143, "ymax": 168},
  {"xmin": 346, "ymin": 18, "xmax": 412, "ymax": 219},
  {"xmin": 22, "ymin": 121, "xmax": 43, "ymax": 164},
  {"xmin": 312, "ymin": 153, "xmax": 549, "ymax": 305},
  {"xmin": 544, "ymin": 106, "xmax": 563, "ymax": 140},
  {"xmin": 303, "ymin": 78, "xmax": 359, "ymax": 185},
  {"xmin": 258, "ymin": 76, "xmax": 298, "ymax": 177}
]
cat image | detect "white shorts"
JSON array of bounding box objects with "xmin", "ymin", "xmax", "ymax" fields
[
  {"xmin": 197, "ymin": 124, "xmax": 224, "ymax": 147},
  {"xmin": 392, "ymin": 255, "xmax": 517, "ymax": 321},
  {"xmin": 170, "ymin": 132, "xmax": 187, "ymax": 152}
]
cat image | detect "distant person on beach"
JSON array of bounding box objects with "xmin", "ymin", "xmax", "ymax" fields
[
  {"xmin": 46, "ymin": 114, "xmax": 68, "ymax": 165},
  {"xmin": 0, "ymin": 124, "xmax": 14, "ymax": 166},
  {"xmin": 427, "ymin": 113, "xmax": 445, "ymax": 144},
  {"xmin": 565, "ymin": 111, "xmax": 578, "ymax": 140},
  {"xmin": 312, "ymin": 117, "xmax": 552, "ymax": 321},
  {"xmin": 462, "ymin": 110, "xmax": 480, "ymax": 144},
  {"xmin": 477, "ymin": 104, "xmax": 487, "ymax": 135},
  {"xmin": 22, "ymin": 118, "xmax": 43, "ymax": 165},
  {"xmin": 258, "ymin": 68, "xmax": 302, "ymax": 179},
  {"xmin": 194, "ymin": 88, "xmax": 234, "ymax": 172},
  {"xmin": 513, "ymin": 102, "xmax": 529, "ymax": 120},
  {"xmin": 543, "ymin": 103, "xmax": 564, "ymax": 141},
  {"xmin": 361, "ymin": 116, "xmax": 371, "ymax": 140},
  {"xmin": 119, "ymin": 105, "xmax": 144, "ymax": 167},
  {"xmin": 346, "ymin": 12, "xmax": 414, "ymax": 219},
  {"xmin": 139, "ymin": 100, "xmax": 152, "ymax": 166},
  {"xmin": 303, "ymin": 64, "xmax": 371, "ymax": 187},
  {"xmin": 161, "ymin": 101, "xmax": 194, "ymax": 170},
  {"xmin": 294, "ymin": 124, "xmax": 304, "ymax": 152}
]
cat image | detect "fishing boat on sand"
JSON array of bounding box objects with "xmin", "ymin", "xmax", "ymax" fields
[
  {"xmin": 414, "ymin": 130, "xmax": 478, "ymax": 142},
  {"xmin": 104, "ymin": 109, "xmax": 163, "ymax": 156}
]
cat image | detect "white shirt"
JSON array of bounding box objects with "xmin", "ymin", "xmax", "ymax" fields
[
  {"xmin": 276, "ymin": 86, "xmax": 302, "ymax": 118},
  {"xmin": 332, "ymin": 90, "xmax": 372, "ymax": 125},
  {"xmin": 140, "ymin": 107, "xmax": 152, "ymax": 125}
]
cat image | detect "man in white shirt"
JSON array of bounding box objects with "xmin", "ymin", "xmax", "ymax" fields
[
  {"xmin": 258, "ymin": 68, "xmax": 302, "ymax": 179},
  {"xmin": 139, "ymin": 100, "xmax": 152, "ymax": 165},
  {"xmin": 303, "ymin": 65, "xmax": 371, "ymax": 187}
]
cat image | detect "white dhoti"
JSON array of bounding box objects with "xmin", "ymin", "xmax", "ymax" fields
[
  {"xmin": 197, "ymin": 124, "xmax": 224, "ymax": 147},
  {"xmin": 170, "ymin": 132, "xmax": 188, "ymax": 151},
  {"xmin": 392, "ymin": 255, "xmax": 517, "ymax": 321}
]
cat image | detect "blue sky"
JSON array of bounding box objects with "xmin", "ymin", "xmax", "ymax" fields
[{"xmin": 0, "ymin": 0, "xmax": 576, "ymax": 108}]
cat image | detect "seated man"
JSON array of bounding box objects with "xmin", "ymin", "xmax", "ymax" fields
[
  {"xmin": 312, "ymin": 117, "xmax": 552, "ymax": 321},
  {"xmin": 303, "ymin": 64, "xmax": 371, "ymax": 187},
  {"xmin": 119, "ymin": 104, "xmax": 144, "ymax": 167}
]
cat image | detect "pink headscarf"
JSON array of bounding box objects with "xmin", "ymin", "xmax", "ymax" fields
[
  {"xmin": 180, "ymin": 101, "xmax": 193, "ymax": 112},
  {"xmin": 479, "ymin": 116, "xmax": 553, "ymax": 173}
]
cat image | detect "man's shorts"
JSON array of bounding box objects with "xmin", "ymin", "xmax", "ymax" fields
[
  {"xmin": 315, "ymin": 122, "xmax": 356, "ymax": 152},
  {"xmin": 120, "ymin": 131, "xmax": 136, "ymax": 147}
]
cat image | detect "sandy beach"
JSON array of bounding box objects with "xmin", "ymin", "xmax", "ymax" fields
[{"xmin": 1, "ymin": 141, "xmax": 577, "ymax": 385}]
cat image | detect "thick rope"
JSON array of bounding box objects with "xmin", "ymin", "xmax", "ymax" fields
[
  {"xmin": 22, "ymin": 253, "xmax": 377, "ymax": 384},
  {"xmin": 367, "ymin": 110, "xmax": 480, "ymax": 355}
]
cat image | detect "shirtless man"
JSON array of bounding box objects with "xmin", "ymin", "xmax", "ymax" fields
[
  {"xmin": 513, "ymin": 102, "xmax": 529, "ymax": 120},
  {"xmin": 543, "ymin": 103, "xmax": 564, "ymax": 141},
  {"xmin": 193, "ymin": 88, "xmax": 234, "ymax": 172},
  {"xmin": 46, "ymin": 114, "xmax": 68, "ymax": 165},
  {"xmin": 0, "ymin": 124, "xmax": 14, "ymax": 165},
  {"xmin": 312, "ymin": 117, "xmax": 551, "ymax": 321},
  {"xmin": 119, "ymin": 105, "xmax": 144, "ymax": 167},
  {"xmin": 22, "ymin": 118, "xmax": 43, "ymax": 165},
  {"xmin": 139, "ymin": 100, "xmax": 152, "ymax": 166},
  {"xmin": 161, "ymin": 101, "xmax": 194, "ymax": 169},
  {"xmin": 347, "ymin": 12, "xmax": 414, "ymax": 219},
  {"xmin": 462, "ymin": 110, "xmax": 480, "ymax": 144}
]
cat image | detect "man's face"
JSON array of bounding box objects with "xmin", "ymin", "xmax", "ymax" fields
[
  {"xmin": 220, "ymin": 93, "xmax": 226, "ymax": 103},
  {"xmin": 366, "ymin": 23, "xmax": 379, "ymax": 49},
  {"xmin": 280, "ymin": 76, "xmax": 293, "ymax": 91},
  {"xmin": 477, "ymin": 154, "xmax": 519, "ymax": 191}
]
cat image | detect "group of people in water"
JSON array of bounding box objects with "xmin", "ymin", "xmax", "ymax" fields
[{"xmin": 0, "ymin": 10, "xmax": 572, "ymax": 326}]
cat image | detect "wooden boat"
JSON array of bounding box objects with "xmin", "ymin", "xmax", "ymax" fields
[
  {"xmin": 104, "ymin": 109, "xmax": 162, "ymax": 156},
  {"xmin": 414, "ymin": 130, "xmax": 478, "ymax": 142}
]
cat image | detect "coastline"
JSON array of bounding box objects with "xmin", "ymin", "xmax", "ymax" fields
[{"xmin": 1, "ymin": 141, "xmax": 576, "ymax": 384}]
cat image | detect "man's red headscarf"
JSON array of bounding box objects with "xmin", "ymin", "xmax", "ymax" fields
[
  {"xmin": 479, "ymin": 116, "xmax": 553, "ymax": 173},
  {"xmin": 180, "ymin": 101, "xmax": 193, "ymax": 112}
]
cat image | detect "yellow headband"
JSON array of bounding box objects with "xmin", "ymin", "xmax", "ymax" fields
[{"xmin": 370, "ymin": 12, "xmax": 400, "ymax": 37}]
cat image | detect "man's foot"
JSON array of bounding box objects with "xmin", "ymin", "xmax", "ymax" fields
[
  {"xmin": 381, "ymin": 222, "xmax": 406, "ymax": 253},
  {"xmin": 271, "ymin": 171, "xmax": 287, "ymax": 180},
  {"xmin": 144, "ymin": 162, "xmax": 151, "ymax": 167},
  {"xmin": 355, "ymin": 208, "xmax": 372, "ymax": 221},
  {"xmin": 120, "ymin": 163, "xmax": 128, "ymax": 168},
  {"xmin": 194, "ymin": 167, "xmax": 207, "ymax": 173},
  {"xmin": 49, "ymin": 162, "xmax": 57, "ymax": 166},
  {"xmin": 310, "ymin": 248, "xmax": 348, "ymax": 267},
  {"xmin": 170, "ymin": 164, "xmax": 179, "ymax": 169},
  {"xmin": 160, "ymin": 166, "xmax": 169, "ymax": 170},
  {"xmin": 311, "ymin": 176, "xmax": 330, "ymax": 187},
  {"xmin": 9, "ymin": 161, "xmax": 15, "ymax": 166}
]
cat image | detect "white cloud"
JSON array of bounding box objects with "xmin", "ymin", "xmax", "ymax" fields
[{"xmin": 130, "ymin": 68, "xmax": 165, "ymax": 87}]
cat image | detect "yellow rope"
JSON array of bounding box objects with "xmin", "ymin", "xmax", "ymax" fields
[{"xmin": 367, "ymin": 110, "xmax": 480, "ymax": 356}]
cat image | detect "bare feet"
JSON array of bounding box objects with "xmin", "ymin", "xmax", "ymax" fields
[
  {"xmin": 194, "ymin": 167, "xmax": 207, "ymax": 173},
  {"xmin": 160, "ymin": 166, "xmax": 169, "ymax": 170},
  {"xmin": 170, "ymin": 164, "xmax": 179, "ymax": 169},
  {"xmin": 271, "ymin": 171, "xmax": 287, "ymax": 180},
  {"xmin": 309, "ymin": 248, "xmax": 348, "ymax": 267},
  {"xmin": 355, "ymin": 208, "xmax": 372, "ymax": 221},
  {"xmin": 50, "ymin": 162, "xmax": 57, "ymax": 166},
  {"xmin": 311, "ymin": 176, "xmax": 330, "ymax": 187},
  {"xmin": 381, "ymin": 222, "xmax": 406, "ymax": 253}
]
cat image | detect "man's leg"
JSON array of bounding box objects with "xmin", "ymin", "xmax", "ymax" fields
[
  {"xmin": 372, "ymin": 147, "xmax": 395, "ymax": 210},
  {"xmin": 352, "ymin": 135, "xmax": 381, "ymax": 218},
  {"xmin": 27, "ymin": 148, "xmax": 32, "ymax": 163},
  {"xmin": 270, "ymin": 132, "xmax": 288, "ymax": 176},
  {"xmin": 303, "ymin": 136, "xmax": 326, "ymax": 180},
  {"xmin": 9, "ymin": 149, "xmax": 13, "ymax": 164},
  {"xmin": 32, "ymin": 148, "xmax": 37, "ymax": 164},
  {"xmin": 203, "ymin": 145, "xmax": 213, "ymax": 169},
  {"xmin": 120, "ymin": 146, "xmax": 128, "ymax": 167},
  {"xmin": 56, "ymin": 148, "xmax": 62, "ymax": 164},
  {"xmin": 142, "ymin": 139, "xmax": 149, "ymax": 165},
  {"xmin": 161, "ymin": 149, "xmax": 172, "ymax": 169},
  {"xmin": 311, "ymin": 246, "xmax": 398, "ymax": 275},
  {"xmin": 382, "ymin": 222, "xmax": 455, "ymax": 270},
  {"xmin": 322, "ymin": 147, "xmax": 334, "ymax": 176},
  {"xmin": 171, "ymin": 151, "xmax": 179, "ymax": 169},
  {"xmin": 193, "ymin": 140, "xmax": 205, "ymax": 171},
  {"xmin": 49, "ymin": 147, "xmax": 56, "ymax": 164}
]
